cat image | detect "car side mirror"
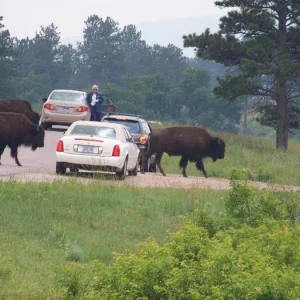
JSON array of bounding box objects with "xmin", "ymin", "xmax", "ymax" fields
[
  {"xmin": 42, "ymin": 98, "xmax": 47, "ymax": 102},
  {"xmin": 63, "ymin": 131, "xmax": 66, "ymax": 135}
]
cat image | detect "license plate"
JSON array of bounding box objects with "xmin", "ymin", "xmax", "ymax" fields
[
  {"xmin": 81, "ymin": 145, "xmax": 94, "ymax": 153},
  {"xmin": 59, "ymin": 107, "xmax": 70, "ymax": 113}
]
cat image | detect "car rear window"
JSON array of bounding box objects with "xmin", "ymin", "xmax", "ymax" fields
[
  {"xmin": 70, "ymin": 125, "xmax": 116, "ymax": 139},
  {"xmin": 102, "ymin": 118, "xmax": 142, "ymax": 134},
  {"xmin": 50, "ymin": 91, "xmax": 85, "ymax": 102}
]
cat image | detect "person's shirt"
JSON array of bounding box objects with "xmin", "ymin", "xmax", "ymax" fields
[{"xmin": 91, "ymin": 94, "xmax": 97, "ymax": 106}]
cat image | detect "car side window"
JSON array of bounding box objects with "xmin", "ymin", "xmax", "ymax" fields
[{"xmin": 141, "ymin": 122, "xmax": 151, "ymax": 134}]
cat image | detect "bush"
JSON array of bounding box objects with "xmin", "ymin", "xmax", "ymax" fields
[{"xmin": 56, "ymin": 176, "xmax": 300, "ymax": 299}]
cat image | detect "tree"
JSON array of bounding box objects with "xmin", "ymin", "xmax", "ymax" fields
[
  {"xmin": 119, "ymin": 25, "xmax": 151, "ymax": 76},
  {"xmin": 183, "ymin": 0, "xmax": 300, "ymax": 151},
  {"xmin": 148, "ymin": 44, "xmax": 186, "ymax": 84},
  {"xmin": 77, "ymin": 15, "xmax": 124, "ymax": 87},
  {"xmin": 0, "ymin": 16, "xmax": 16, "ymax": 98}
]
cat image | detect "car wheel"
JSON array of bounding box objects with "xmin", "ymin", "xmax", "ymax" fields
[
  {"xmin": 149, "ymin": 154, "xmax": 156, "ymax": 172},
  {"xmin": 143, "ymin": 155, "xmax": 156, "ymax": 173},
  {"xmin": 116, "ymin": 159, "xmax": 127, "ymax": 180},
  {"xmin": 56, "ymin": 162, "xmax": 66, "ymax": 175},
  {"xmin": 69, "ymin": 164, "xmax": 79, "ymax": 174},
  {"xmin": 128, "ymin": 158, "xmax": 138, "ymax": 176},
  {"xmin": 42, "ymin": 122, "xmax": 52, "ymax": 130}
]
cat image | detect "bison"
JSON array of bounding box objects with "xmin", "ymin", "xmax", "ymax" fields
[
  {"xmin": 0, "ymin": 99, "xmax": 41, "ymax": 125},
  {"xmin": 0, "ymin": 112, "xmax": 45, "ymax": 166},
  {"xmin": 142, "ymin": 126, "xmax": 226, "ymax": 178}
]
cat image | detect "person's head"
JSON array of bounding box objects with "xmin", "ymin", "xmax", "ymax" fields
[{"xmin": 92, "ymin": 85, "xmax": 99, "ymax": 94}]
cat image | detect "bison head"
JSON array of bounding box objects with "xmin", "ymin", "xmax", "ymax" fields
[
  {"xmin": 30, "ymin": 111, "xmax": 41, "ymax": 125},
  {"xmin": 211, "ymin": 137, "xmax": 225, "ymax": 161},
  {"xmin": 23, "ymin": 125, "xmax": 45, "ymax": 150}
]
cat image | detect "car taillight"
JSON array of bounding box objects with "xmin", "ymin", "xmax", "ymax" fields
[
  {"xmin": 140, "ymin": 135, "xmax": 148, "ymax": 144},
  {"xmin": 44, "ymin": 103, "xmax": 55, "ymax": 110},
  {"xmin": 77, "ymin": 106, "xmax": 89, "ymax": 112},
  {"xmin": 56, "ymin": 140, "xmax": 64, "ymax": 152},
  {"xmin": 112, "ymin": 145, "xmax": 120, "ymax": 156}
]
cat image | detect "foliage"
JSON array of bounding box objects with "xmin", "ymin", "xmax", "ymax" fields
[
  {"xmin": 0, "ymin": 16, "xmax": 17, "ymax": 98},
  {"xmin": 56, "ymin": 176, "xmax": 300, "ymax": 299},
  {"xmin": 0, "ymin": 180, "xmax": 224, "ymax": 298},
  {"xmin": 183, "ymin": 0, "xmax": 300, "ymax": 150},
  {"xmin": 0, "ymin": 13, "xmax": 245, "ymax": 133}
]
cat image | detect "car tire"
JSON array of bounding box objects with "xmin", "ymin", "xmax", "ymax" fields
[
  {"xmin": 69, "ymin": 164, "xmax": 79, "ymax": 174},
  {"xmin": 42, "ymin": 122, "xmax": 52, "ymax": 130},
  {"xmin": 143, "ymin": 155, "xmax": 156, "ymax": 173},
  {"xmin": 56, "ymin": 162, "xmax": 66, "ymax": 175},
  {"xmin": 128, "ymin": 158, "xmax": 138, "ymax": 176},
  {"xmin": 116, "ymin": 159, "xmax": 127, "ymax": 180}
]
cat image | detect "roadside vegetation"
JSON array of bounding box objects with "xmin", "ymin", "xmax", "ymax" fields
[{"xmin": 0, "ymin": 174, "xmax": 299, "ymax": 299}]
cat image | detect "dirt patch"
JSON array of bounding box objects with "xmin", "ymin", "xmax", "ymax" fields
[{"xmin": 1, "ymin": 172, "xmax": 300, "ymax": 193}]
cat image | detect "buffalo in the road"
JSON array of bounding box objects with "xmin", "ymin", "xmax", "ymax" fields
[
  {"xmin": 142, "ymin": 126, "xmax": 226, "ymax": 178},
  {"xmin": 0, "ymin": 112, "xmax": 45, "ymax": 166},
  {"xmin": 0, "ymin": 99, "xmax": 41, "ymax": 125}
]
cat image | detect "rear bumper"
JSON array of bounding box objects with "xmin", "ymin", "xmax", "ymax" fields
[
  {"xmin": 56, "ymin": 152, "xmax": 125, "ymax": 171},
  {"xmin": 42, "ymin": 111, "xmax": 91, "ymax": 125}
]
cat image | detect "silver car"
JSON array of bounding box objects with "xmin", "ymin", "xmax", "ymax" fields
[{"xmin": 40, "ymin": 89, "xmax": 91, "ymax": 129}]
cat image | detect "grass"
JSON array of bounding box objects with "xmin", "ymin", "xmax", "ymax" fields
[
  {"xmin": 0, "ymin": 179, "xmax": 298, "ymax": 298},
  {"xmin": 155, "ymin": 130, "xmax": 300, "ymax": 186},
  {"xmin": 0, "ymin": 179, "xmax": 224, "ymax": 299}
]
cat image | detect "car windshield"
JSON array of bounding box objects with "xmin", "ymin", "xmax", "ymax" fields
[
  {"xmin": 50, "ymin": 91, "xmax": 85, "ymax": 102},
  {"xmin": 70, "ymin": 125, "xmax": 117, "ymax": 139},
  {"xmin": 103, "ymin": 119, "xmax": 141, "ymax": 134}
]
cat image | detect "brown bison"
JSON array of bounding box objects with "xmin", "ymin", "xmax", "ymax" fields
[
  {"xmin": 0, "ymin": 112, "xmax": 45, "ymax": 166},
  {"xmin": 0, "ymin": 99, "xmax": 41, "ymax": 125},
  {"xmin": 142, "ymin": 126, "xmax": 226, "ymax": 178}
]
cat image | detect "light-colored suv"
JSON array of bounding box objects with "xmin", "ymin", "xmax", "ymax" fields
[{"xmin": 40, "ymin": 89, "xmax": 90, "ymax": 129}]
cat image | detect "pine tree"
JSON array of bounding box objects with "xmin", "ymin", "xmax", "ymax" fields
[{"xmin": 183, "ymin": 0, "xmax": 300, "ymax": 150}]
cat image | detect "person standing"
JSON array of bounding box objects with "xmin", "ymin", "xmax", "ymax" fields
[{"xmin": 86, "ymin": 85, "xmax": 104, "ymax": 121}]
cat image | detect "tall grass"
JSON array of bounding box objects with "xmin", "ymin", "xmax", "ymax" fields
[
  {"xmin": 0, "ymin": 180, "xmax": 223, "ymax": 298},
  {"xmin": 153, "ymin": 128, "xmax": 300, "ymax": 186}
]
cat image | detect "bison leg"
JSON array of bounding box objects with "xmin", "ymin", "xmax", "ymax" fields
[
  {"xmin": 179, "ymin": 156, "xmax": 189, "ymax": 177},
  {"xmin": 155, "ymin": 152, "xmax": 167, "ymax": 176},
  {"xmin": 195, "ymin": 160, "xmax": 208, "ymax": 178},
  {"xmin": 0, "ymin": 144, "xmax": 7, "ymax": 165},
  {"xmin": 9, "ymin": 145, "xmax": 22, "ymax": 167}
]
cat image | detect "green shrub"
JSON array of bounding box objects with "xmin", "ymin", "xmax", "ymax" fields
[
  {"xmin": 57, "ymin": 178, "xmax": 300, "ymax": 299},
  {"xmin": 257, "ymin": 168, "xmax": 274, "ymax": 182}
]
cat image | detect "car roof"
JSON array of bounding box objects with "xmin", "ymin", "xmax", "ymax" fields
[
  {"xmin": 70, "ymin": 120, "xmax": 127, "ymax": 129},
  {"xmin": 103, "ymin": 113, "xmax": 145, "ymax": 122},
  {"xmin": 51, "ymin": 89, "xmax": 86, "ymax": 94}
]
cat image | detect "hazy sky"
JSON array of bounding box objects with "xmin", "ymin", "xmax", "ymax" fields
[{"xmin": 2, "ymin": 0, "xmax": 225, "ymax": 39}]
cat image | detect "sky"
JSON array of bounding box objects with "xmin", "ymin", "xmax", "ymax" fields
[{"xmin": 2, "ymin": 0, "xmax": 226, "ymax": 39}]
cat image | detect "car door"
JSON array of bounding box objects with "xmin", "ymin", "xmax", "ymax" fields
[
  {"xmin": 123, "ymin": 128, "xmax": 138, "ymax": 169},
  {"xmin": 101, "ymin": 95, "xmax": 116, "ymax": 116}
]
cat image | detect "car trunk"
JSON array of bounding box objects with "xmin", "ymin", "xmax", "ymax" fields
[
  {"xmin": 62, "ymin": 136, "xmax": 118, "ymax": 157},
  {"xmin": 49, "ymin": 100, "xmax": 87, "ymax": 114}
]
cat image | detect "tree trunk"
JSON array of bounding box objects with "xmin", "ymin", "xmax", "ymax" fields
[
  {"xmin": 243, "ymin": 96, "xmax": 249, "ymax": 135},
  {"xmin": 276, "ymin": 3, "xmax": 288, "ymax": 151},
  {"xmin": 276, "ymin": 79, "xmax": 288, "ymax": 151}
]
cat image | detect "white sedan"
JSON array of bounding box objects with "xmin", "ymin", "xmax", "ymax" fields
[{"xmin": 55, "ymin": 121, "xmax": 140, "ymax": 180}]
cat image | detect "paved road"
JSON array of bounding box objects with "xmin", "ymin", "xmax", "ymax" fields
[
  {"xmin": 0, "ymin": 127, "xmax": 65, "ymax": 177},
  {"xmin": 1, "ymin": 127, "xmax": 300, "ymax": 192}
]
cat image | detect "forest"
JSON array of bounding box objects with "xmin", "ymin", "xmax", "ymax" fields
[{"xmin": 0, "ymin": 14, "xmax": 243, "ymax": 133}]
